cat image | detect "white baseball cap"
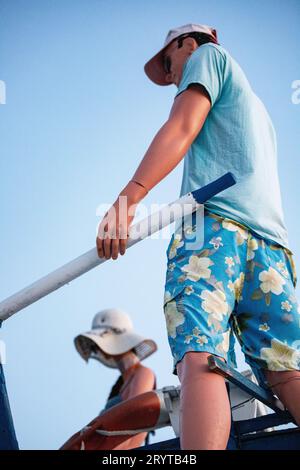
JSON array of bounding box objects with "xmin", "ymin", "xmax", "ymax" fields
[
  {"xmin": 74, "ymin": 308, "xmax": 157, "ymax": 368},
  {"xmin": 144, "ymin": 23, "xmax": 218, "ymax": 86}
]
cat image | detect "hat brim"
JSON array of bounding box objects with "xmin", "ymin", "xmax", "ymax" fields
[
  {"xmin": 144, "ymin": 44, "xmax": 171, "ymax": 86},
  {"xmin": 144, "ymin": 26, "xmax": 217, "ymax": 86},
  {"xmin": 74, "ymin": 331, "xmax": 157, "ymax": 368}
]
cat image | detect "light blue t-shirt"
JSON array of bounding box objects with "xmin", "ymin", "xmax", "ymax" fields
[{"xmin": 176, "ymin": 43, "xmax": 289, "ymax": 249}]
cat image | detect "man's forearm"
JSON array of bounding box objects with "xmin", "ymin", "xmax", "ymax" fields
[{"xmin": 119, "ymin": 119, "xmax": 194, "ymax": 203}]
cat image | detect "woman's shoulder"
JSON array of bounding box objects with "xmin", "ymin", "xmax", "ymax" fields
[
  {"xmin": 120, "ymin": 363, "xmax": 156, "ymax": 399},
  {"xmin": 134, "ymin": 363, "xmax": 155, "ymax": 377},
  {"xmin": 122, "ymin": 363, "xmax": 154, "ymax": 383},
  {"xmin": 131, "ymin": 364, "xmax": 156, "ymax": 389}
]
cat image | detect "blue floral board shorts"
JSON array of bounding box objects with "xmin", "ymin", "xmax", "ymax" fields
[{"xmin": 163, "ymin": 209, "xmax": 300, "ymax": 390}]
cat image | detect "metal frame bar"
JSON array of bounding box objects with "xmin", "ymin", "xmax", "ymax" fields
[
  {"xmin": 0, "ymin": 323, "xmax": 18, "ymax": 450},
  {"xmin": 0, "ymin": 173, "xmax": 236, "ymax": 322},
  {"xmin": 207, "ymin": 355, "xmax": 294, "ymax": 421}
]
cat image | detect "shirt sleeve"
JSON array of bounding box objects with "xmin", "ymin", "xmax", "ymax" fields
[{"xmin": 175, "ymin": 44, "xmax": 226, "ymax": 107}]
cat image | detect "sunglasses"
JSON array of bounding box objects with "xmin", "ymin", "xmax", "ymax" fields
[
  {"xmin": 163, "ymin": 35, "xmax": 190, "ymax": 75},
  {"xmin": 163, "ymin": 55, "xmax": 172, "ymax": 74}
]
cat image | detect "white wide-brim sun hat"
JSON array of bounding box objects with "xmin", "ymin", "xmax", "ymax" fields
[
  {"xmin": 144, "ymin": 23, "xmax": 218, "ymax": 86},
  {"xmin": 74, "ymin": 308, "xmax": 157, "ymax": 369}
]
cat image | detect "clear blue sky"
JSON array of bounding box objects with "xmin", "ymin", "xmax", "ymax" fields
[{"xmin": 0, "ymin": 0, "xmax": 299, "ymax": 449}]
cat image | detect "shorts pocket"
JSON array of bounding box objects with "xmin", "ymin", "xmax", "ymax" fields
[
  {"xmin": 284, "ymin": 249, "xmax": 298, "ymax": 288},
  {"xmin": 163, "ymin": 283, "xmax": 186, "ymax": 307},
  {"xmin": 166, "ymin": 232, "xmax": 185, "ymax": 261}
]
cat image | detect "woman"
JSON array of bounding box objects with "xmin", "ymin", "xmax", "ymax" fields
[{"xmin": 72, "ymin": 307, "xmax": 158, "ymax": 449}]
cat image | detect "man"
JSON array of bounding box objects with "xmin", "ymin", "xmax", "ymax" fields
[{"xmin": 96, "ymin": 24, "xmax": 300, "ymax": 449}]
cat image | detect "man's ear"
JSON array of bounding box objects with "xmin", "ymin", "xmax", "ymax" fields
[{"xmin": 185, "ymin": 37, "xmax": 198, "ymax": 53}]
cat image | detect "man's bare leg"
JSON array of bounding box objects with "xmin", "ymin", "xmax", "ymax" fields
[
  {"xmin": 264, "ymin": 369, "xmax": 300, "ymax": 426},
  {"xmin": 177, "ymin": 351, "xmax": 231, "ymax": 450}
]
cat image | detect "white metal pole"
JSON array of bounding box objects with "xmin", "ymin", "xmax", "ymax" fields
[{"xmin": 0, "ymin": 173, "xmax": 236, "ymax": 322}]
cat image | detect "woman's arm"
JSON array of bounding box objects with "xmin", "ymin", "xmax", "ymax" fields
[
  {"xmin": 113, "ymin": 367, "xmax": 156, "ymax": 451},
  {"xmin": 121, "ymin": 366, "xmax": 156, "ymax": 401}
]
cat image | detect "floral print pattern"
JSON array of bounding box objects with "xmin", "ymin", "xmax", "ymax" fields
[
  {"xmin": 259, "ymin": 267, "xmax": 286, "ymax": 295},
  {"xmin": 164, "ymin": 299, "xmax": 185, "ymax": 339},
  {"xmin": 260, "ymin": 339, "xmax": 300, "ymax": 371},
  {"xmin": 163, "ymin": 209, "xmax": 300, "ymax": 388},
  {"xmin": 181, "ymin": 255, "xmax": 213, "ymax": 282}
]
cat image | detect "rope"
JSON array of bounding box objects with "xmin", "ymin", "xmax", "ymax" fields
[
  {"xmin": 231, "ymin": 397, "xmax": 255, "ymax": 411},
  {"xmin": 268, "ymin": 376, "xmax": 300, "ymax": 389},
  {"xmin": 78, "ymin": 421, "xmax": 167, "ymax": 439},
  {"xmin": 95, "ymin": 422, "xmax": 167, "ymax": 436}
]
